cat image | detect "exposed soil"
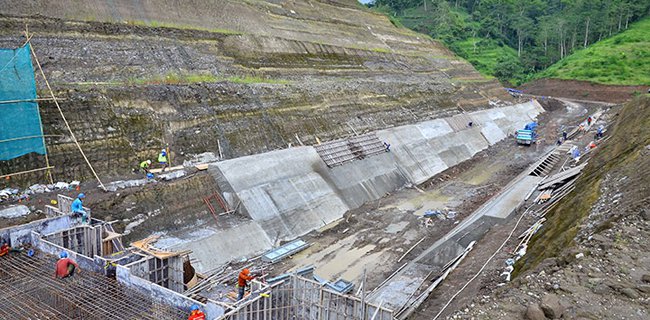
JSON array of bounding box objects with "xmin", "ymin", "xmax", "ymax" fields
[{"xmin": 519, "ymin": 78, "xmax": 648, "ymax": 104}]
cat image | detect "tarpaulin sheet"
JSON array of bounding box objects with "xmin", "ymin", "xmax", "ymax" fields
[{"xmin": 0, "ymin": 43, "xmax": 46, "ymax": 160}]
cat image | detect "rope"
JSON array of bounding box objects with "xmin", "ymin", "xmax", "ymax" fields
[
  {"xmin": 28, "ymin": 39, "xmax": 106, "ymax": 191},
  {"xmin": 432, "ymin": 206, "xmax": 532, "ymax": 320}
]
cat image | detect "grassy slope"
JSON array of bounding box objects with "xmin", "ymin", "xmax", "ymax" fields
[
  {"xmin": 537, "ymin": 18, "xmax": 650, "ymax": 86},
  {"xmin": 450, "ymin": 38, "xmax": 518, "ymax": 78}
]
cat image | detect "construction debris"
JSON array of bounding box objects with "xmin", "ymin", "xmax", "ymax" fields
[{"xmin": 0, "ymin": 205, "xmax": 30, "ymax": 218}]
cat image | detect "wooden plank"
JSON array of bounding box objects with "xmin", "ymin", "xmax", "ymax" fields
[
  {"xmin": 149, "ymin": 165, "xmax": 184, "ymax": 173},
  {"xmin": 195, "ymin": 163, "xmax": 210, "ymax": 170}
]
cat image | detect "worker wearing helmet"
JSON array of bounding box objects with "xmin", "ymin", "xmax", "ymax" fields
[
  {"xmin": 139, "ymin": 159, "xmax": 152, "ymax": 174},
  {"xmin": 237, "ymin": 268, "xmax": 255, "ymax": 301},
  {"xmin": 187, "ymin": 304, "xmax": 206, "ymax": 320},
  {"xmin": 0, "ymin": 239, "xmax": 9, "ymax": 257},
  {"xmin": 71, "ymin": 193, "xmax": 89, "ymax": 224},
  {"xmin": 158, "ymin": 149, "xmax": 169, "ymax": 172},
  {"xmin": 54, "ymin": 251, "xmax": 80, "ymax": 279}
]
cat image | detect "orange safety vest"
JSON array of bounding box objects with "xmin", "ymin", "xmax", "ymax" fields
[
  {"xmin": 188, "ymin": 310, "xmax": 206, "ymax": 320},
  {"xmin": 0, "ymin": 244, "xmax": 9, "ymax": 257}
]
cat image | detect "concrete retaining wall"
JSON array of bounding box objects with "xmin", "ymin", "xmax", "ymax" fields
[
  {"xmin": 0, "ymin": 215, "xmax": 72, "ymax": 246},
  {"xmin": 183, "ymin": 100, "xmax": 545, "ymax": 271}
]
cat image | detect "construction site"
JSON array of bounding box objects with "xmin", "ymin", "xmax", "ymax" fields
[{"xmin": 1, "ymin": 1, "xmax": 648, "ymax": 319}]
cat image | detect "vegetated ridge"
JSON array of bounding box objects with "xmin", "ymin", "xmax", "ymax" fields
[
  {"xmin": 369, "ymin": 0, "xmax": 650, "ymax": 85},
  {"xmin": 536, "ymin": 17, "xmax": 650, "ymax": 86}
]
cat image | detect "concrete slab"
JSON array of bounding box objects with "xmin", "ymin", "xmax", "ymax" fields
[
  {"xmin": 480, "ymin": 121, "xmax": 507, "ymax": 145},
  {"xmin": 167, "ymin": 221, "xmax": 272, "ymax": 273},
  {"xmin": 416, "ymin": 119, "xmax": 454, "ymax": 139},
  {"xmin": 484, "ymin": 175, "xmax": 542, "ymax": 218}
]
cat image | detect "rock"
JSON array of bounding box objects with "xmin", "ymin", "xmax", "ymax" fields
[
  {"xmin": 540, "ymin": 294, "xmax": 564, "ymax": 319},
  {"xmin": 593, "ymin": 283, "xmax": 611, "ymax": 295},
  {"xmin": 620, "ymin": 288, "xmax": 640, "ymax": 299},
  {"xmin": 641, "ymin": 209, "xmax": 650, "ymax": 221},
  {"xmin": 636, "ymin": 284, "xmax": 650, "ymax": 294},
  {"xmin": 641, "ymin": 274, "xmax": 650, "ymax": 283},
  {"xmin": 525, "ymin": 303, "xmax": 547, "ymax": 320}
]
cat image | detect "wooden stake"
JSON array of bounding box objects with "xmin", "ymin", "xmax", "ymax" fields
[
  {"xmin": 28, "ymin": 38, "xmax": 106, "ymax": 190},
  {"xmin": 0, "ymin": 166, "xmax": 54, "ymax": 179}
]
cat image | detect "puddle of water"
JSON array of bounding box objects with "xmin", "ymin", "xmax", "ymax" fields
[
  {"xmin": 290, "ymin": 236, "xmax": 387, "ymax": 281},
  {"xmin": 459, "ymin": 162, "xmax": 504, "ymax": 185},
  {"xmin": 385, "ymin": 221, "xmax": 409, "ymax": 234},
  {"xmin": 395, "ymin": 190, "xmax": 452, "ymax": 216}
]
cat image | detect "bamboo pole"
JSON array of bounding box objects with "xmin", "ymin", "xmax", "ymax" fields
[
  {"xmin": 0, "ymin": 98, "xmax": 65, "ymax": 105},
  {"xmin": 28, "ymin": 39, "xmax": 106, "ymax": 190},
  {"xmin": 0, "ymin": 134, "xmax": 64, "ymax": 143},
  {"xmin": 0, "ymin": 166, "xmax": 54, "ymax": 179}
]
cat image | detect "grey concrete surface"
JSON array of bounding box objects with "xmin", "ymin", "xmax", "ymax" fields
[
  {"xmin": 175, "ymin": 101, "xmax": 544, "ymax": 272},
  {"xmin": 368, "ymin": 167, "xmax": 544, "ymax": 311}
]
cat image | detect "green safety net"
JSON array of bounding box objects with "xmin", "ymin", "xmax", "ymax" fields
[{"xmin": 0, "ymin": 43, "xmax": 47, "ymax": 160}]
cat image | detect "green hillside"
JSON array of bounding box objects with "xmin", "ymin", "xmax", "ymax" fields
[
  {"xmin": 537, "ymin": 18, "xmax": 650, "ymax": 85},
  {"xmin": 370, "ymin": 0, "xmax": 650, "ymax": 85},
  {"xmin": 450, "ymin": 38, "xmax": 518, "ymax": 79}
]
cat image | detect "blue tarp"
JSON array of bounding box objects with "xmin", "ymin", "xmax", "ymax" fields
[
  {"xmin": 524, "ymin": 122, "xmax": 538, "ymax": 131},
  {"xmin": 0, "ymin": 43, "xmax": 46, "ymax": 160}
]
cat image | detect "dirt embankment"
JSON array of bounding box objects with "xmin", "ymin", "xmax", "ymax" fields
[
  {"xmin": 519, "ymin": 78, "xmax": 648, "ymax": 103},
  {"xmin": 0, "ymin": 3, "xmax": 511, "ymax": 184},
  {"xmin": 448, "ymin": 95, "xmax": 650, "ymax": 319}
]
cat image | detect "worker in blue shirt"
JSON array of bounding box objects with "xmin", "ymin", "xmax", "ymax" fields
[{"xmin": 71, "ymin": 193, "xmax": 89, "ymax": 224}]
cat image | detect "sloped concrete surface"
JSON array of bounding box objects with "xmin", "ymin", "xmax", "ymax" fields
[{"xmin": 181, "ymin": 101, "xmax": 544, "ymax": 271}]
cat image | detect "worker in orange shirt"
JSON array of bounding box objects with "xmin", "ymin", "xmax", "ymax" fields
[
  {"xmin": 237, "ymin": 268, "xmax": 255, "ymax": 301},
  {"xmin": 187, "ymin": 304, "xmax": 205, "ymax": 320},
  {"xmin": 54, "ymin": 252, "xmax": 80, "ymax": 279},
  {"xmin": 0, "ymin": 240, "xmax": 9, "ymax": 257}
]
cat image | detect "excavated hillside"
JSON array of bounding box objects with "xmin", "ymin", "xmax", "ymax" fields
[
  {"xmin": 448, "ymin": 95, "xmax": 650, "ymax": 319},
  {"xmin": 0, "ymin": 0, "xmax": 512, "ymax": 183}
]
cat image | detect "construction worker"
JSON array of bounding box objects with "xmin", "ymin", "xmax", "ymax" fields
[
  {"xmin": 0, "ymin": 240, "xmax": 9, "ymax": 257},
  {"xmin": 54, "ymin": 252, "xmax": 80, "ymax": 279},
  {"xmin": 237, "ymin": 268, "xmax": 255, "ymax": 301},
  {"xmin": 139, "ymin": 159, "xmax": 152, "ymax": 174},
  {"xmin": 187, "ymin": 304, "xmax": 206, "ymax": 320},
  {"xmin": 71, "ymin": 193, "xmax": 89, "ymax": 224},
  {"xmin": 597, "ymin": 126, "xmax": 604, "ymax": 139},
  {"xmin": 158, "ymin": 149, "xmax": 169, "ymax": 172},
  {"xmin": 562, "ymin": 130, "xmax": 567, "ymax": 141}
]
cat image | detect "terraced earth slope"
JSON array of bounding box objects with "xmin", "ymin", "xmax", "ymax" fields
[{"xmin": 0, "ymin": 0, "xmax": 512, "ymax": 184}]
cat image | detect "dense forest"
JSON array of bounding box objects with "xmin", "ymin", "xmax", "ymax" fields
[{"xmin": 369, "ymin": 0, "xmax": 650, "ymax": 84}]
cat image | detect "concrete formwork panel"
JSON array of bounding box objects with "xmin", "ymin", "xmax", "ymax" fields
[{"xmin": 169, "ymin": 221, "xmax": 272, "ymax": 272}]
